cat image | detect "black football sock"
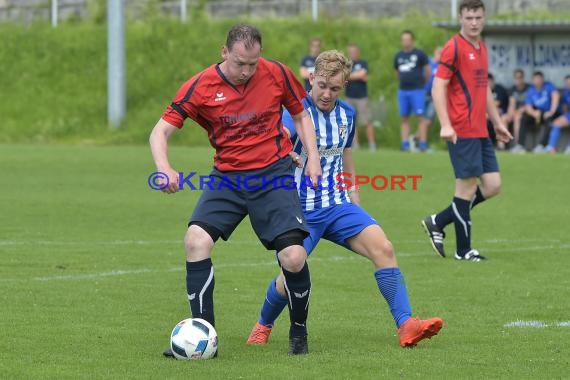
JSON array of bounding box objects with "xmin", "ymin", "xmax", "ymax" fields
[
  {"xmin": 281, "ymin": 262, "xmax": 311, "ymax": 337},
  {"xmin": 186, "ymin": 258, "xmax": 215, "ymax": 327},
  {"xmin": 452, "ymin": 197, "xmax": 472, "ymax": 256},
  {"xmin": 470, "ymin": 186, "xmax": 486, "ymax": 209}
]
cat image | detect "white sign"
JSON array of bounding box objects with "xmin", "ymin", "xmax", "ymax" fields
[{"xmin": 486, "ymin": 35, "xmax": 570, "ymax": 87}]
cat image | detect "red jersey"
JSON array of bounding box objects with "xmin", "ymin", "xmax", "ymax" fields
[
  {"xmin": 436, "ymin": 34, "xmax": 489, "ymax": 138},
  {"xmin": 162, "ymin": 58, "xmax": 307, "ymax": 171}
]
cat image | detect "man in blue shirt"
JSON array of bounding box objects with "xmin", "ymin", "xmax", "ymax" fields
[
  {"xmin": 246, "ymin": 49, "xmax": 443, "ymax": 349},
  {"xmin": 512, "ymin": 71, "xmax": 560, "ymax": 153},
  {"xmin": 543, "ymin": 75, "xmax": 570, "ymax": 154},
  {"xmin": 345, "ymin": 43, "xmax": 376, "ymax": 151},
  {"xmin": 394, "ymin": 30, "xmax": 430, "ymax": 152},
  {"xmin": 299, "ymin": 37, "xmax": 322, "ymax": 91}
]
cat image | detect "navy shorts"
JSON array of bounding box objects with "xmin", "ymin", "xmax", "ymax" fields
[
  {"xmin": 189, "ymin": 157, "xmax": 309, "ymax": 250},
  {"xmin": 303, "ymin": 202, "xmax": 378, "ymax": 254},
  {"xmin": 447, "ymin": 137, "xmax": 499, "ymax": 179}
]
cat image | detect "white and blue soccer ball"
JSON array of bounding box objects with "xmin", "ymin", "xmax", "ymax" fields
[{"xmin": 170, "ymin": 318, "xmax": 218, "ymax": 360}]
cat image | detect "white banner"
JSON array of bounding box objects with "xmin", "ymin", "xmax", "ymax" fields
[{"xmin": 486, "ymin": 35, "xmax": 570, "ymax": 88}]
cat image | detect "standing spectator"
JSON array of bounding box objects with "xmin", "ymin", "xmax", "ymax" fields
[
  {"xmin": 543, "ymin": 75, "xmax": 570, "ymax": 154},
  {"xmin": 300, "ymin": 37, "xmax": 321, "ymax": 91},
  {"xmin": 416, "ymin": 46, "xmax": 443, "ymax": 152},
  {"xmin": 345, "ymin": 43, "xmax": 376, "ymax": 151},
  {"xmin": 394, "ymin": 30, "xmax": 431, "ymax": 152},
  {"xmin": 487, "ymin": 73, "xmax": 510, "ymax": 148},
  {"xmin": 505, "ymin": 68, "xmax": 530, "ymax": 149},
  {"xmin": 511, "ymin": 71, "xmax": 560, "ymax": 153}
]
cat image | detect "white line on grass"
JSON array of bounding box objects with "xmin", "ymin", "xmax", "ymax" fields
[
  {"xmin": 2, "ymin": 240, "xmax": 569, "ymax": 283},
  {"xmin": 0, "ymin": 238, "xmax": 565, "ymax": 247},
  {"xmin": 504, "ymin": 320, "xmax": 570, "ymax": 328},
  {"xmin": 4, "ymin": 253, "xmax": 404, "ymax": 283}
]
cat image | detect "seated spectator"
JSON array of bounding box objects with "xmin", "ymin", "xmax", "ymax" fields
[
  {"xmin": 504, "ymin": 68, "xmax": 530, "ymax": 149},
  {"xmin": 510, "ymin": 71, "xmax": 560, "ymax": 153},
  {"xmin": 487, "ymin": 73, "xmax": 510, "ymax": 148},
  {"xmin": 543, "ymin": 75, "xmax": 570, "ymax": 154}
]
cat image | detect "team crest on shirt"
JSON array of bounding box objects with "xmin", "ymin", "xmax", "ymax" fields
[
  {"xmin": 214, "ymin": 92, "xmax": 226, "ymax": 102},
  {"xmin": 339, "ymin": 124, "xmax": 348, "ymax": 140}
]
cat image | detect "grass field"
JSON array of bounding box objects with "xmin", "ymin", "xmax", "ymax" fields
[{"xmin": 1, "ymin": 144, "xmax": 569, "ymax": 379}]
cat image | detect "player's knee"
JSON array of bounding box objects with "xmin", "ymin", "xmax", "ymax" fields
[
  {"xmin": 184, "ymin": 224, "xmax": 216, "ymax": 260},
  {"xmin": 487, "ymin": 182, "xmax": 501, "ymax": 198},
  {"xmin": 278, "ymin": 247, "xmax": 307, "ymax": 272},
  {"xmin": 274, "ymin": 230, "xmax": 307, "ymax": 272},
  {"xmin": 367, "ymin": 238, "xmax": 396, "ymax": 268},
  {"xmin": 483, "ymin": 179, "xmax": 502, "ymax": 198},
  {"xmin": 375, "ymin": 239, "xmax": 395, "ymax": 261}
]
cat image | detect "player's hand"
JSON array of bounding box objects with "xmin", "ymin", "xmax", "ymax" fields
[
  {"xmin": 304, "ymin": 155, "xmax": 322, "ymax": 189},
  {"xmin": 494, "ymin": 123, "xmax": 513, "ymax": 144},
  {"xmin": 159, "ymin": 167, "xmax": 180, "ymax": 194},
  {"xmin": 440, "ymin": 125, "xmax": 457, "ymax": 144},
  {"xmin": 289, "ymin": 151, "xmax": 304, "ymax": 168}
]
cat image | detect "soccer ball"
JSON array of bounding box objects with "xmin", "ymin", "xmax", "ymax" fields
[{"xmin": 169, "ymin": 318, "xmax": 218, "ymax": 360}]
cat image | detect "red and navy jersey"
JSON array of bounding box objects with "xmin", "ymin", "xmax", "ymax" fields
[
  {"xmin": 437, "ymin": 34, "xmax": 489, "ymax": 138},
  {"xmin": 162, "ymin": 58, "xmax": 308, "ymax": 172}
]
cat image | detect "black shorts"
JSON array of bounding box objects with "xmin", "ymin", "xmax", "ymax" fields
[
  {"xmin": 447, "ymin": 137, "xmax": 499, "ymax": 179},
  {"xmin": 189, "ymin": 157, "xmax": 309, "ymax": 250}
]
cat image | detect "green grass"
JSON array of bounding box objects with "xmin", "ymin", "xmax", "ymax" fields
[{"xmin": 1, "ymin": 144, "xmax": 569, "ymax": 379}]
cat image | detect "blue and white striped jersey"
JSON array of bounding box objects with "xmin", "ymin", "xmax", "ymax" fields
[{"xmin": 282, "ymin": 96, "xmax": 356, "ymax": 211}]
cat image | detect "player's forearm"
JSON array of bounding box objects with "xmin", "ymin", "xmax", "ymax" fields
[
  {"xmin": 507, "ymin": 97, "xmax": 516, "ymax": 119},
  {"xmin": 293, "ymin": 111, "xmax": 319, "ymax": 158},
  {"xmin": 549, "ymin": 92, "xmax": 560, "ymax": 113},
  {"xmin": 299, "ymin": 67, "xmax": 310, "ymax": 80},
  {"xmin": 350, "ymin": 70, "xmax": 367, "ymax": 81},
  {"xmin": 424, "ymin": 65, "xmax": 432, "ymax": 83},
  {"xmin": 432, "ymin": 80, "xmax": 452, "ymax": 128},
  {"xmin": 149, "ymin": 119, "xmax": 175, "ymax": 170},
  {"xmin": 486, "ymin": 87, "xmax": 503, "ymax": 126}
]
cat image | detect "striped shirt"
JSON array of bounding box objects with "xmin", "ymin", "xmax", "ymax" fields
[{"xmin": 282, "ymin": 96, "xmax": 356, "ymax": 211}]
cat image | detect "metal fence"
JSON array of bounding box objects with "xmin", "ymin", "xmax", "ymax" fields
[{"xmin": 1, "ymin": 0, "xmax": 569, "ymax": 25}]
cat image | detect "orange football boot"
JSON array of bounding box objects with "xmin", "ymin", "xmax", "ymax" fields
[
  {"xmin": 246, "ymin": 322, "xmax": 273, "ymax": 345},
  {"xmin": 398, "ymin": 317, "xmax": 443, "ymax": 347}
]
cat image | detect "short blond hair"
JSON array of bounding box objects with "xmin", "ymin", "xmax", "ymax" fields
[{"xmin": 314, "ymin": 50, "xmax": 352, "ymax": 82}]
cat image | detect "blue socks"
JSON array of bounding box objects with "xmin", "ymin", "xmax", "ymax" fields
[
  {"xmin": 401, "ymin": 140, "xmax": 410, "ymax": 151},
  {"xmin": 419, "ymin": 141, "xmax": 428, "ymax": 151},
  {"xmin": 259, "ymin": 270, "xmax": 413, "ymax": 330},
  {"xmin": 452, "ymin": 197, "xmax": 472, "ymax": 256},
  {"xmin": 375, "ymin": 268, "xmax": 412, "ymax": 328},
  {"xmin": 258, "ymin": 277, "xmax": 288, "ymax": 327},
  {"xmin": 547, "ymin": 125, "xmax": 562, "ymax": 150}
]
